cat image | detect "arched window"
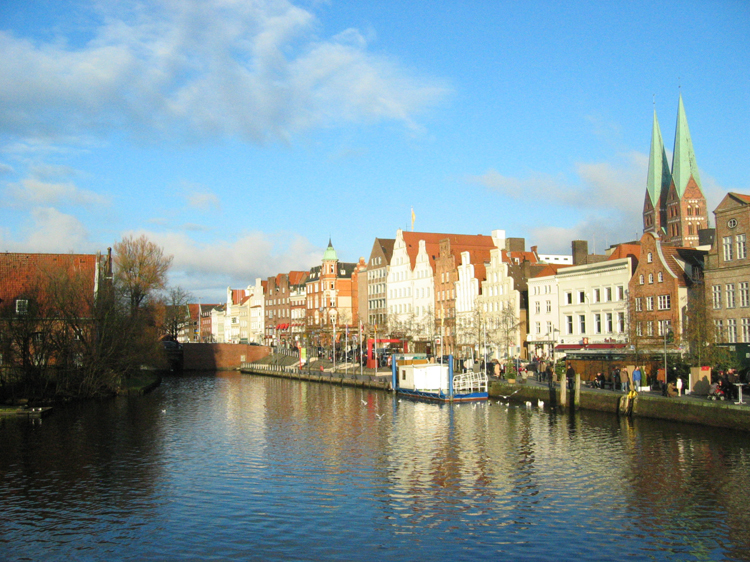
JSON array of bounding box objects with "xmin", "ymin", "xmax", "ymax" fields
[
  {"xmin": 648, "ymin": 273, "xmax": 654, "ymax": 284},
  {"xmin": 658, "ymin": 272, "xmax": 663, "ymax": 282},
  {"xmin": 639, "ymin": 274, "xmax": 644, "ymax": 285}
]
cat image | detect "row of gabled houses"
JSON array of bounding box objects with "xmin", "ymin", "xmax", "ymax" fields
[
  {"xmin": 181, "ymin": 187, "xmax": 747, "ymax": 370},
  {"xmin": 179, "ymin": 95, "xmax": 749, "ymax": 371}
]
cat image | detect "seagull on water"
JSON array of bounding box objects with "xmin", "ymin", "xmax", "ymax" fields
[
  {"xmin": 525, "ymin": 401, "xmax": 532, "ymax": 408},
  {"xmin": 375, "ymin": 413, "xmax": 384, "ymax": 420},
  {"xmin": 537, "ymin": 399, "xmax": 544, "ymax": 409}
]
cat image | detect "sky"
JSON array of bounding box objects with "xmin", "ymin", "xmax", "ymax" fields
[{"xmin": 1, "ymin": 0, "xmax": 748, "ymax": 304}]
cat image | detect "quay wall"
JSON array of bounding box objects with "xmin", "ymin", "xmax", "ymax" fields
[
  {"xmin": 241, "ymin": 365, "xmax": 391, "ymax": 392},
  {"xmin": 183, "ymin": 344, "xmax": 271, "ymax": 371},
  {"xmin": 489, "ymin": 381, "xmax": 750, "ymax": 432}
]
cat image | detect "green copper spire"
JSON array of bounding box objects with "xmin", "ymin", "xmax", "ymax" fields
[
  {"xmin": 646, "ymin": 109, "xmax": 671, "ymax": 208},
  {"xmin": 671, "ymin": 93, "xmax": 702, "ymax": 197},
  {"xmin": 322, "ymin": 238, "xmax": 338, "ymax": 261}
]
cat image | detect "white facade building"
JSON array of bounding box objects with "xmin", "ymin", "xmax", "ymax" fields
[{"xmin": 555, "ymin": 257, "xmax": 632, "ymax": 346}]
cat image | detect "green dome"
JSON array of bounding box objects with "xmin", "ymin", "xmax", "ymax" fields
[{"xmin": 323, "ymin": 238, "xmax": 338, "ymax": 261}]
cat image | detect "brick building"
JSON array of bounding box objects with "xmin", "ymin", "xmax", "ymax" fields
[
  {"xmin": 629, "ymin": 231, "xmax": 705, "ymax": 349},
  {"xmin": 643, "ymin": 95, "xmax": 708, "ymax": 248},
  {"xmin": 704, "ymin": 192, "xmax": 750, "ymax": 345}
]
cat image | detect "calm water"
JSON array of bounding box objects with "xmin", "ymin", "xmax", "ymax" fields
[{"xmin": 2, "ymin": 373, "xmax": 750, "ymax": 562}]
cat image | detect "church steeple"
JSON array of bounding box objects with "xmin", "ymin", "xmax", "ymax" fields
[
  {"xmin": 646, "ymin": 109, "xmax": 671, "ymax": 209},
  {"xmin": 322, "ymin": 238, "xmax": 338, "ymax": 262},
  {"xmin": 644, "ymin": 108, "xmax": 672, "ymax": 235},
  {"xmin": 671, "ymin": 93, "xmax": 702, "ymax": 198}
]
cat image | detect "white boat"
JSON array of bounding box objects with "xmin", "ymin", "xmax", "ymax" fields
[{"xmin": 392, "ymin": 355, "xmax": 488, "ymax": 402}]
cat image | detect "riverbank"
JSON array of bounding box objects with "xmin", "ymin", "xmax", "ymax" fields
[
  {"xmin": 490, "ymin": 379, "xmax": 750, "ymax": 432},
  {"xmin": 119, "ymin": 370, "xmax": 162, "ymax": 395},
  {"xmin": 242, "ymin": 354, "xmax": 750, "ymax": 433}
]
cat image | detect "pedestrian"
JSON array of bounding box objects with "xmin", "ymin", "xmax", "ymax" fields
[
  {"xmin": 622, "ymin": 369, "xmax": 630, "ymax": 392},
  {"xmin": 633, "ymin": 367, "xmax": 642, "ymax": 391},
  {"xmin": 566, "ymin": 363, "xmax": 575, "ymax": 389},
  {"xmin": 613, "ymin": 370, "xmax": 621, "ymax": 391},
  {"xmin": 545, "ymin": 365, "xmax": 554, "ymax": 385}
]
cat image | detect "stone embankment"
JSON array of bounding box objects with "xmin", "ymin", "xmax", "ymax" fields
[
  {"xmin": 490, "ymin": 379, "xmax": 750, "ymax": 432},
  {"xmin": 241, "ymin": 354, "xmax": 391, "ymax": 391}
]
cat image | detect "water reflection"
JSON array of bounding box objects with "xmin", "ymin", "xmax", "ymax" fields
[{"xmin": 1, "ymin": 372, "xmax": 749, "ymax": 561}]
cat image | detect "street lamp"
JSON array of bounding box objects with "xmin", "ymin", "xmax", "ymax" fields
[{"xmin": 663, "ymin": 325, "xmax": 674, "ymax": 393}]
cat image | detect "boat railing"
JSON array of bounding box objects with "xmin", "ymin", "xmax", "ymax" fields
[{"xmin": 452, "ymin": 371, "xmax": 488, "ymax": 394}]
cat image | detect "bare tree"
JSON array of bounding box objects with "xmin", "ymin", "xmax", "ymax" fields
[
  {"xmin": 114, "ymin": 235, "xmax": 173, "ymax": 313},
  {"xmin": 162, "ymin": 286, "xmax": 193, "ymax": 340}
]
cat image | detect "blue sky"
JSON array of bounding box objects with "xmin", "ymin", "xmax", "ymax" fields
[{"xmin": 1, "ymin": 0, "xmax": 748, "ymax": 303}]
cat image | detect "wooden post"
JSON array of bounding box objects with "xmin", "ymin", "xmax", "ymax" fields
[
  {"xmin": 574, "ymin": 373, "xmax": 581, "ymax": 410},
  {"xmin": 559, "ymin": 371, "xmax": 567, "ymax": 409}
]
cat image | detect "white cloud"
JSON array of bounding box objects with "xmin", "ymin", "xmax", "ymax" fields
[
  {"xmin": 185, "ymin": 189, "xmax": 221, "ymax": 211},
  {"xmin": 0, "ymin": 207, "xmax": 92, "ymax": 253},
  {"xmin": 5, "ymin": 177, "xmax": 109, "ymax": 207},
  {"xmin": 0, "ymin": 163, "xmax": 14, "ymax": 175},
  {"xmin": 118, "ymin": 228, "xmax": 323, "ymax": 301},
  {"xmin": 0, "ymin": 0, "xmax": 448, "ymax": 143},
  {"xmin": 469, "ymin": 151, "xmax": 651, "ymax": 253}
]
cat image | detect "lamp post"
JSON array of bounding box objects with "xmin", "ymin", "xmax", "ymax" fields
[{"xmin": 664, "ymin": 325, "xmax": 674, "ymax": 393}]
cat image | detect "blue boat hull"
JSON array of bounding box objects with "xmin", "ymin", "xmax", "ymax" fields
[{"xmin": 397, "ymin": 388, "xmax": 488, "ymax": 402}]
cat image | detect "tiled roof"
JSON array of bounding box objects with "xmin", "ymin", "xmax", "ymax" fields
[
  {"xmin": 530, "ymin": 264, "xmax": 572, "ymax": 279},
  {"xmin": 607, "ymin": 243, "xmax": 641, "ymax": 262},
  {"xmin": 0, "ymin": 252, "xmax": 99, "ymax": 306}
]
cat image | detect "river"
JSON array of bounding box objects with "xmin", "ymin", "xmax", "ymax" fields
[{"xmin": 1, "ymin": 372, "xmax": 749, "ymax": 561}]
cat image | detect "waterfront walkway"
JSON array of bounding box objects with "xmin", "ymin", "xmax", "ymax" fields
[{"xmin": 240, "ymin": 354, "xmax": 750, "ymax": 432}]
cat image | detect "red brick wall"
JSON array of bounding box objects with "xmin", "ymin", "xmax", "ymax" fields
[{"xmin": 182, "ymin": 343, "xmax": 271, "ymax": 371}]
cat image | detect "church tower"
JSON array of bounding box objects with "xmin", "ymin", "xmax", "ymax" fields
[
  {"xmin": 643, "ymin": 109, "xmax": 671, "ymax": 235},
  {"xmin": 642, "ymin": 94, "xmax": 708, "ymax": 247}
]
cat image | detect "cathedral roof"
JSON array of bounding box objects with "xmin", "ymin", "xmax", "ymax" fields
[
  {"xmin": 671, "ymin": 93, "xmax": 702, "ymax": 197},
  {"xmin": 646, "ymin": 109, "xmax": 671, "ymax": 207}
]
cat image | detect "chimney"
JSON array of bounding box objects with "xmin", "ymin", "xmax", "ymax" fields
[
  {"xmin": 505, "ymin": 237, "xmax": 525, "ymax": 252},
  {"xmin": 572, "ymin": 240, "xmax": 588, "ymax": 265}
]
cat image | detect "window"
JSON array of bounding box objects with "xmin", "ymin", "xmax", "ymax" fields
[
  {"xmin": 593, "ymin": 289, "xmax": 601, "ymax": 303},
  {"xmin": 658, "ymin": 295, "xmax": 671, "ymax": 310},
  {"xmin": 712, "ymin": 285, "xmax": 722, "ymax": 309},
  {"xmin": 714, "ymin": 319, "xmax": 724, "ymax": 341},
  {"xmin": 658, "ymin": 272, "xmax": 663, "ymax": 282},
  {"xmin": 579, "ymin": 315, "xmax": 586, "ymax": 334},
  {"xmin": 535, "ymin": 322, "xmax": 541, "ymax": 334},
  {"xmin": 727, "ymin": 319, "xmax": 737, "ymax": 343},
  {"xmin": 639, "ymin": 275, "xmax": 644, "ymax": 285},
  {"xmin": 727, "ymin": 284, "xmax": 736, "ymax": 309},
  {"xmin": 647, "ymin": 252, "xmax": 653, "ymax": 263},
  {"xmin": 546, "ymin": 321, "xmax": 552, "ymax": 334},
  {"xmin": 578, "ymin": 291, "xmax": 585, "ymax": 304},
  {"xmin": 636, "ymin": 322, "xmax": 643, "ymax": 336},
  {"xmin": 566, "ymin": 292, "xmax": 573, "ymax": 305},
  {"xmin": 606, "ymin": 313, "xmax": 613, "ymax": 333},
  {"xmin": 566, "ymin": 315, "xmax": 573, "ymax": 334},
  {"xmin": 646, "ymin": 321, "xmax": 653, "ymax": 336},
  {"xmin": 617, "ymin": 286, "xmax": 624, "ymax": 300},
  {"xmin": 723, "ymin": 236, "xmax": 733, "ymax": 261},
  {"xmin": 605, "ymin": 287, "xmax": 612, "ymax": 302},
  {"xmin": 15, "ymin": 299, "xmax": 28, "ymax": 315},
  {"xmin": 535, "ymin": 301, "xmax": 541, "ymax": 314},
  {"xmin": 546, "ymin": 300, "xmax": 552, "ymax": 313},
  {"xmin": 635, "ymin": 297, "xmax": 642, "ymax": 312},
  {"xmin": 646, "ymin": 296, "xmax": 654, "ymax": 311},
  {"xmin": 742, "ymin": 318, "xmax": 750, "ymax": 343},
  {"xmin": 738, "ymin": 234, "xmax": 747, "ymax": 260},
  {"xmin": 658, "ymin": 320, "xmax": 671, "ymax": 336},
  {"xmin": 740, "ymin": 282, "xmax": 749, "ymax": 308},
  {"xmin": 648, "ymin": 273, "xmax": 654, "ymax": 284},
  {"xmin": 618, "ymin": 312, "xmax": 625, "ymax": 333},
  {"xmin": 594, "ymin": 313, "xmax": 601, "ymax": 334}
]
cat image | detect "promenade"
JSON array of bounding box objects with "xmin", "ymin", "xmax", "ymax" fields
[{"xmin": 241, "ymin": 354, "xmax": 750, "ymax": 432}]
